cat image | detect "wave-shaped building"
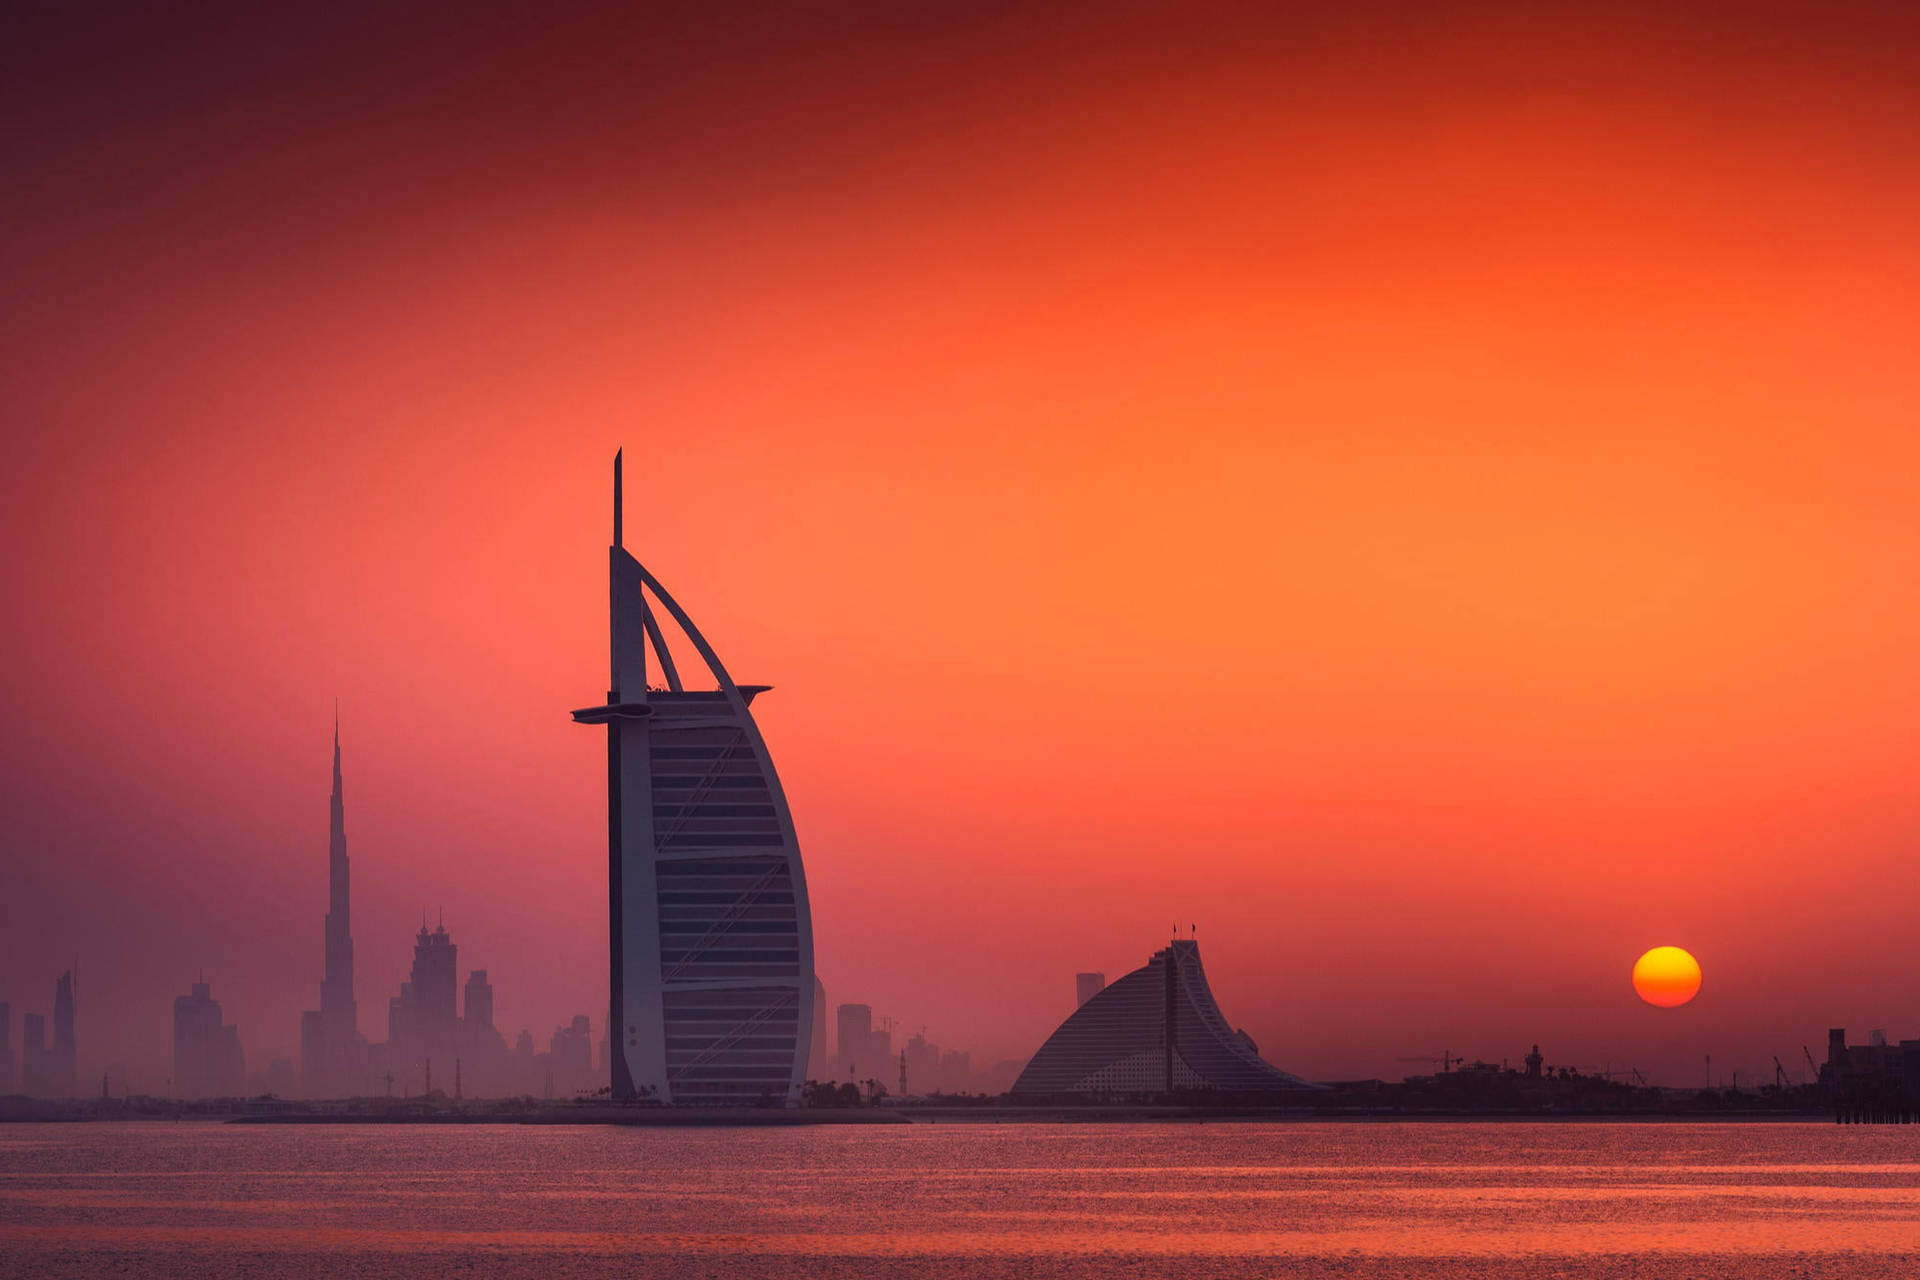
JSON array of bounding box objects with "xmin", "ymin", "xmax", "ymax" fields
[
  {"xmin": 1011, "ymin": 939, "xmax": 1321, "ymax": 1098},
  {"xmin": 573, "ymin": 453, "xmax": 815, "ymax": 1104}
]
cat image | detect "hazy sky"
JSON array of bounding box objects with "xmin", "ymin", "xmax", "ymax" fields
[{"xmin": 7, "ymin": 0, "xmax": 1920, "ymax": 1089}]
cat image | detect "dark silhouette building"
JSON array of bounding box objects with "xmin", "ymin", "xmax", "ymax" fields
[
  {"xmin": 0, "ymin": 998, "xmax": 10, "ymax": 1094},
  {"xmin": 550, "ymin": 1015, "xmax": 594, "ymax": 1096},
  {"xmin": 903, "ymin": 1031, "xmax": 938, "ymax": 1096},
  {"xmin": 1823, "ymin": 1027, "xmax": 1920, "ymax": 1121},
  {"xmin": 301, "ymin": 715, "xmax": 364, "ymax": 1097},
  {"xmin": 173, "ymin": 977, "xmax": 245, "ymax": 1098},
  {"xmin": 573, "ymin": 452, "xmax": 816, "ymax": 1104},
  {"xmin": 464, "ymin": 969, "xmax": 494, "ymax": 1033},
  {"xmin": 387, "ymin": 918, "xmax": 461, "ymax": 1092},
  {"xmin": 50, "ymin": 971, "xmax": 76, "ymax": 1098},
  {"xmin": 1013, "ymin": 939, "xmax": 1320, "ymax": 1098}
]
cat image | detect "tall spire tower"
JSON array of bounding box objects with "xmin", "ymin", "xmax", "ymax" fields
[
  {"xmin": 301, "ymin": 708, "xmax": 360, "ymax": 1096},
  {"xmin": 574, "ymin": 452, "xmax": 816, "ymax": 1104},
  {"xmin": 320, "ymin": 707, "xmax": 356, "ymax": 1038}
]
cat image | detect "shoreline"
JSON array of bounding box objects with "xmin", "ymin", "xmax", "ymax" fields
[{"xmin": 3, "ymin": 1102, "xmax": 1840, "ymax": 1126}]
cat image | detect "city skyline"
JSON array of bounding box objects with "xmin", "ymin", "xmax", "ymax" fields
[
  {"xmin": 11, "ymin": 3, "xmax": 1920, "ymax": 1274},
  {"xmin": 14, "ymin": 3, "xmax": 1920, "ymax": 1093},
  {"xmin": 0, "ymin": 710, "xmax": 1010, "ymax": 1101}
]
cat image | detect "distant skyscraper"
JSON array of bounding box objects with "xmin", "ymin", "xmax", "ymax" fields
[
  {"xmin": 388, "ymin": 918, "xmax": 461, "ymax": 1087},
  {"xmin": 1076, "ymin": 972, "xmax": 1106, "ymax": 1007},
  {"xmin": 464, "ymin": 970, "xmax": 494, "ymax": 1032},
  {"xmin": 173, "ymin": 977, "xmax": 244, "ymax": 1099},
  {"xmin": 0, "ymin": 999, "xmax": 10, "ymax": 1094},
  {"xmin": 903, "ymin": 1032, "xmax": 938, "ymax": 1096},
  {"xmin": 836, "ymin": 1003, "xmax": 872, "ymax": 1078},
  {"xmin": 550, "ymin": 1015, "xmax": 593, "ymax": 1095},
  {"xmin": 410, "ymin": 919, "xmax": 458, "ymax": 1023},
  {"xmin": 301, "ymin": 714, "xmax": 362, "ymax": 1096},
  {"xmin": 50, "ymin": 970, "xmax": 76, "ymax": 1097},
  {"xmin": 807, "ymin": 978, "xmax": 829, "ymax": 1082},
  {"xmin": 573, "ymin": 453, "xmax": 816, "ymax": 1105}
]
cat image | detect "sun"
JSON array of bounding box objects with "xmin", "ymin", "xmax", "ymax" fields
[{"xmin": 1632, "ymin": 946, "xmax": 1702, "ymax": 1008}]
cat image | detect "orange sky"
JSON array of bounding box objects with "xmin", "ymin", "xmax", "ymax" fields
[{"xmin": 6, "ymin": 0, "xmax": 1920, "ymax": 1088}]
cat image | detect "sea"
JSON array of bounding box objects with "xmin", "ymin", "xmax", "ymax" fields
[{"xmin": 3, "ymin": 1120, "xmax": 1918, "ymax": 1278}]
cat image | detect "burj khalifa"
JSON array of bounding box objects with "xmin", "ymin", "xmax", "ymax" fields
[{"xmin": 299, "ymin": 710, "xmax": 362, "ymax": 1096}]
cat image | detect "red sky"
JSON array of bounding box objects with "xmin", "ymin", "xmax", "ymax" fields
[{"xmin": 6, "ymin": 0, "xmax": 1920, "ymax": 1089}]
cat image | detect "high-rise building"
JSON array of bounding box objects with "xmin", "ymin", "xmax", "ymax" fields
[
  {"xmin": 388, "ymin": 918, "xmax": 461, "ymax": 1088},
  {"xmin": 807, "ymin": 977, "xmax": 829, "ymax": 1082},
  {"xmin": 836, "ymin": 1003, "xmax": 872, "ymax": 1078},
  {"xmin": 464, "ymin": 970, "xmax": 494, "ymax": 1032},
  {"xmin": 410, "ymin": 920, "xmax": 459, "ymax": 1022},
  {"xmin": 173, "ymin": 978, "xmax": 245, "ymax": 1099},
  {"xmin": 0, "ymin": 999, "xmax": 11, "ymax": 1094},
  {"xmin": 550, "ymin": 1015, "xmax": 593, "ymax": 1096},
  {"xmin": 573, "ymin": 453, "xmax": 816, "ymax": 1105},
  {"xmin": 903, "ymin": 1032, "xmax": 939, "ymax": 1096},
  {"xmin": 1075, "ymin": 972, "xmax": 1106, "ymax": 1007},
  {"xmin": 50, "ymin": 970, "xmax": 76, "ymax": 1097},
  {"xmin": 301, "ymin": 714, "xmax": 363, "ymax": 1097},
  {"xmin": 21, "ymin": 1013, "xmax": 47, "ymax": 1096}
]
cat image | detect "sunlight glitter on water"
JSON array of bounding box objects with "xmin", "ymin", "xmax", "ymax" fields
[{"xmin": 4, "ymin": 1122, "xmax": 1920, "ymax": 1279}]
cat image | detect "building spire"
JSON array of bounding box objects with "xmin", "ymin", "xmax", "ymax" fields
[
  {"xmin": 613, "ymin": 449, "xmax": 623, "ymax": 549},
  {"xmin": 318, "ymin": 706, "xmax": 356, "ymax": 1046}
]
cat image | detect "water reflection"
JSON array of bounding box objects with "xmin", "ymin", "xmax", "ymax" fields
[{"xmin": 3, "ymin": 1122, "xmax": 1918, "ymax": 1279}]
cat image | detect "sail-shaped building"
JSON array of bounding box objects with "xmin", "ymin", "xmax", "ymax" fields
[{"xmin": 574, "ymin": 453, "xmax": 816, "ymax": 1104}]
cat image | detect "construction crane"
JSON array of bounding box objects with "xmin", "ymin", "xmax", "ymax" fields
[
  {"xmin": 1397, "ymin": 1051, "xmax": 1461, "ymax": 1073},
  {"xmin": 1773, "ymin": 1056, "xmax": 1789, "ymax": 1089},
  {"xmin": 1803, "ymin": 1045, "xmax": 1821, "ymax": 1084}
]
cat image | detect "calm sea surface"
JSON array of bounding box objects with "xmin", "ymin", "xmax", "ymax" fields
[{"xmin": 3, "ymin": 1120, "xmax": 1918, "ymax": 1278}]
